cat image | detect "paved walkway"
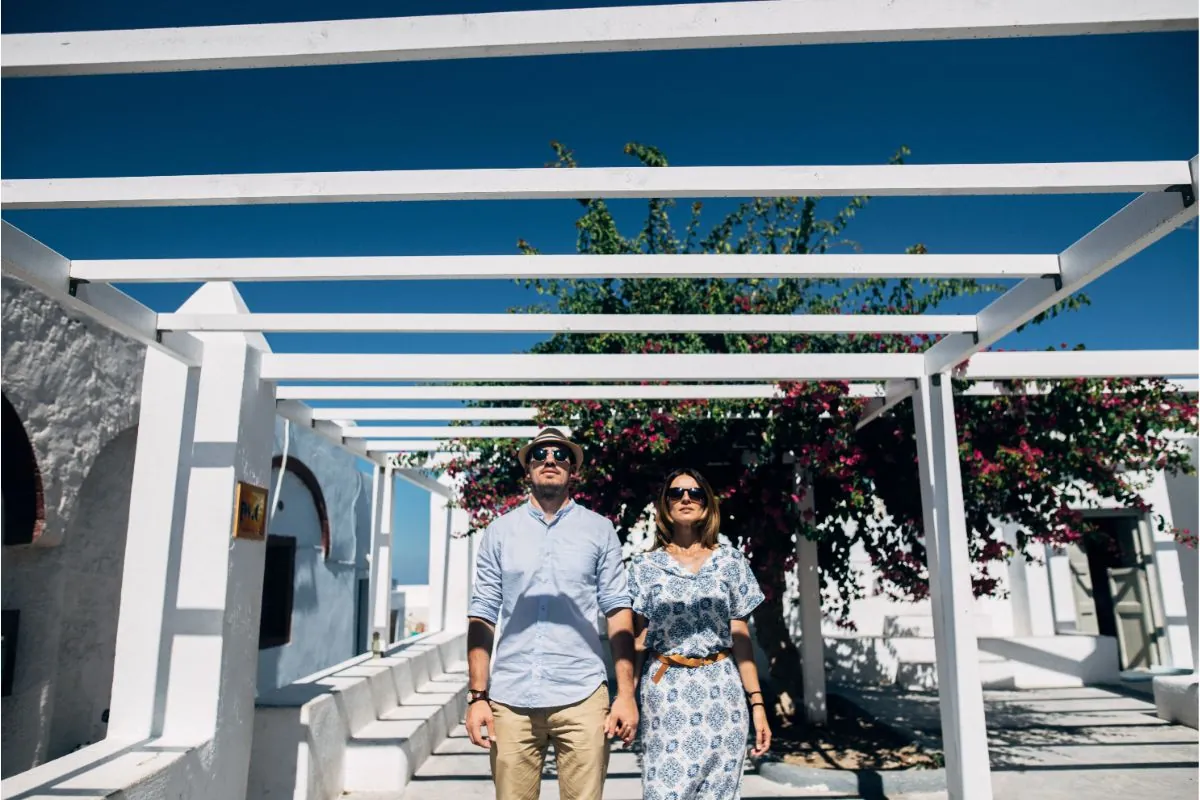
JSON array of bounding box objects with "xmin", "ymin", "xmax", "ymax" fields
[
  {"xmin": 346, "ymin": 685, "xmax": 1196, "ymax": 800},
  {"xmin": 387, "ymin": 728, "xmax": 849, "ymax": 800},
  {"xmin": 835, "ymin": 684, "xmax": 1199, "ymax": 799}
]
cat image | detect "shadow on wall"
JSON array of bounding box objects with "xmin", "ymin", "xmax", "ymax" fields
[
  {"xmin": 48, "ymin": 426, "xmax": 139, "ymax": 759},
  {"xmin": 826, "ymin": 633, "xmax": 1118, "ymax": 691}
]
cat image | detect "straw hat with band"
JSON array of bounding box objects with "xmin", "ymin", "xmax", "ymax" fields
[{"xmin": 518, "ymin": 427, "xmax": 583, "ymax": 469}]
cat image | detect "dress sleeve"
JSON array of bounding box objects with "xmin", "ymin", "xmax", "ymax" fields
[
  {"xmin": 628, "ymin": 556, "xmax": 649, "ymax": 617},
  {"xmin": 729, "ymin": 550, "xmax": 765, "ymax": 620}
]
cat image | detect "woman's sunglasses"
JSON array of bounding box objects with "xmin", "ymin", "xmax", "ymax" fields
[
  {"xmin": 529, "ymin": 445, "xmax": 571, "ymax": 464},
  {"xmin": 665, "ymin": 486, "xmax": 707, "ymax": 503}
]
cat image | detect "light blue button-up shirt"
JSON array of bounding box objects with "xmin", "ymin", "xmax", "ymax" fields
[{"xmin": 468, "ymin": 500, "xmax": 631, "ymax": 708}]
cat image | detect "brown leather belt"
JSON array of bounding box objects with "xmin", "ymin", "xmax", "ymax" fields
[{"xmin": 650, "ymin": 650, "xmax": 730, "ymax": 684}]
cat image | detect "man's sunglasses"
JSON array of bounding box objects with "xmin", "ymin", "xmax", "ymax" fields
[
  {"xmin": 665, "ymin": 486, "xmax": 707, "ymax": 503},
  {"xmin": 529, "ymin": 445, "xmax": 572, "ymax": 464}
]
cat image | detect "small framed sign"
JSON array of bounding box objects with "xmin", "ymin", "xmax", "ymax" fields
[{"xmin": 233, "ymin": 481, "xmax": 269, "ymax": 541}]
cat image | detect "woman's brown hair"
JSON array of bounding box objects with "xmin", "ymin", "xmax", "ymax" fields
[{"xmin": 653, "ymin": 468, "xmax": 721, "ymax": 550}]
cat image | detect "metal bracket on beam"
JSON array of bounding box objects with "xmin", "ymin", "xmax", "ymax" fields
[
  {"xmin": 67, "ymin": 277, "xmax": 89, "ymax": 297},
  {"xmin": 1166, "ymin": 183, "xmax": 1196, "ymax": 208},
  {"xmin": 1041, "ymin": 273, "xmax": 1064, "ymax": 292}
]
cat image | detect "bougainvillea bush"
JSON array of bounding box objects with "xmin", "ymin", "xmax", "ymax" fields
[{"xmin": 401, "ymin": 143, "xmax": 1198, "ymax": 720}]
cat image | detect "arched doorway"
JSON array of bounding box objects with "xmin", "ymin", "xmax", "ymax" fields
[
  {"xmin": 1, "ymin": 394, "xmax": 44, "ymax": 547},
  {"xmin": 257, "ymin": 456, "xmax": 335, "ymax": 691}
]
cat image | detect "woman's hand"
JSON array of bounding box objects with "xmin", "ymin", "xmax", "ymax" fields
[{"xmin": 750, "ymin": 703, "xmax": 771, "ymax": 757}]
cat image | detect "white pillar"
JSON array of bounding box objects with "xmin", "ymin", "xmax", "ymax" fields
[
  {"xmin": 441, "ymin": 474, "xmax": 472, "ymax": 635},
  {"xmin": 1045, "ymin": 546, "xmax": 1078, "ymax": 633},
  {"xmin": 157, "ymin": 283, "xmax": 276, "ymax": 800},
  {"xmin": 368, "ymin": 464, "xmax": 394, "ymax": 644},
  {"xmin": 913, "ymin": 374, "xmax": 992, "ymax": 800},
  {"xmin": 106, "ymin": 347, "xmax": 200, "ymax": 741},
  {"xmin": 1003, "ymin": 524, "xmax": 1055, "ymax": 638},
  {"xmin": 364, "ymin": 465, "xmax": 382, "ymax": 649},
  {"xmin": 1165, "ymin": 438, "xmax": 1199, "ymax": 669},
  {"xmin": 428, "ymin": 487, "xmax": 453, "ymax": 634},
  {"xmin": 794, "ymin": 469, "xmax": 826, "ymax": 725}
]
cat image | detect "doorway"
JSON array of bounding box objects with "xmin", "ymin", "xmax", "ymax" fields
[{"xmin": 1065, "ymin": 514, "xmax": 1164, "ymax": 670}]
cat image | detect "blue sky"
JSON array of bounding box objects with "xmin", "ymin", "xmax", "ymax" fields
[{"xmin": 3, "ymin": 1, "xmax": 1197, "ymax": 582}]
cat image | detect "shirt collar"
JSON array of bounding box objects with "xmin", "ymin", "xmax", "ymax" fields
[{"xmin": 526, "ymin": 498, "xmax": 576, "ymax": 526}]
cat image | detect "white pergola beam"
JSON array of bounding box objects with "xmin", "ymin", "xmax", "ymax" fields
[
  {"xmin": 275, "ymin": 368, "xmax": 1199, "ymax": 402},
  {"xmin": 961, "ymin": 349, "xmax": 1198, "ymax": 380},
  {"xmin": 962, "ymin": 377, "xmax": 1199, "ymax": 394},
  {"xmin": 276, "ymin": 384, "xmax": 792, "ymax": 402},
  {"xmin": 157, "ymin": 312, "xmax": 977, "ymax": 335},
  {"xmin": 293, "ymin": 377, "xmax": 1200, "ymax": 424},
  {"xmin": 261, "ymin": 353, "xmax": 925, "ymax": 383},
  {"xmin": 71, "ymin": 253, "xmax": 1061, "ymax": 282},
  {"xmin": 393, "ymin": 468, "xmax": 453, "ymax": 498},
  {"xmin": 309, "ymin": 407, "xmax": 541, "ymax": 422},
  {"xmin": 364, "ymin": 440, "xmax": 475, "ymax": 453},
  {"xmin": 925, "ymin": 177, "xmax": 1199, "ymax": 375},
  {"xmin": 6, "ymin": 0, "xmax": 1193, "ymax": 77},
  {"xmin": 340, "ymin": 425, "xmax": 567, "ymax": 440},
  {"xmin": 0, "ymin": 222, "xmax": 204, "ymax": 366},
  {"xmin": 4, "ymin": 162, "xmax": 1190, "ymax": 210}
]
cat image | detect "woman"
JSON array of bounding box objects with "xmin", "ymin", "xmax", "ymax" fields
[{"xmin": 628, "ymin": 468, "xmax": 771, "ymax": 800}]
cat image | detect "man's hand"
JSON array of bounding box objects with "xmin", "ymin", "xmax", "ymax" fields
[
  {"xmin": 466, "ymin": 700, "xmax": 495, "ymax": 749},
  {"xmin": 604, "ymin": 693, "xmax": 639, "ymax": 746}
]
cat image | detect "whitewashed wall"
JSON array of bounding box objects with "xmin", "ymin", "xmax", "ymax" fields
[
  {"xmin": 256, "ymin": 419, "xmax": 373, "ymax": 692},
  {"xmin": 1, "ymin": 275, "xmax": 144, "ymax": 776}
]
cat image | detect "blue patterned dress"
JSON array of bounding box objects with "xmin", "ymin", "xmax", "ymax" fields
[{"xmin": 628, "ymin": 545, "xmax": 766, "ymax": 800}]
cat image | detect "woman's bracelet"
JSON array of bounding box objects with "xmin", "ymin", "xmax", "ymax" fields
[{"xmin": 745, "ymin": 690, "xmax": 763, "ymax": 699}]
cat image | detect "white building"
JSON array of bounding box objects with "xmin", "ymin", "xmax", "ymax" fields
[
  {"xmin": 0, "ymin": 273, "xmax": 379, "ymax": 774},
  {"xmin": 813, "ymin": 459, "xmax": 1199, "ymax": 693}
]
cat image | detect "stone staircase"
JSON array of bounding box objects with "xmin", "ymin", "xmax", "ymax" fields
[{"xmin": 248, "ymin": 630, "xmax": 468, "ymax": 799}]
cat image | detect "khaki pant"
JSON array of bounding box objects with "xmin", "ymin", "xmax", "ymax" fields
[{"xmin": 488, "ymin": 683, "xmax": 610, "ymax": 800}]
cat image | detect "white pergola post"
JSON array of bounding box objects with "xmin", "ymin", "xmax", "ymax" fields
[
  {"xmin": 368, "ymin": 464, "xmax": 394, "ymax": 644},
  {"xmin": 426, "ymin": 472, "xmax": 473, "ymax": 635},
  {"xmin": 156, "ymin": 283, "xmax": 276, "ymax": 798},
  {"xmin": 364, "ymin": 464, "xmax": 382, "ymax": 649},
  {"xmin": 106, "ymin": 347, "xmax": 200, "ymax": 740},
  {"xmin": 443, "ymin": 475, "xmax": 472, "ymax": 635},
  {"xmin": 428, "ymin": 488, "xmax": 453, "ymax": 635},
  {"xmin": 913, "ymin": 374, "xmax": 992, "ymax": 800},
  {"xmin": 794, "ymin": 469, "xmax": 827, "ymax": 725}
]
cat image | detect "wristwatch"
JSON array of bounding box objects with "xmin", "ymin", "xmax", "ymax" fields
[{"xmin": 468, "ymin": 689, "xmax": 490, "ymax": 705}]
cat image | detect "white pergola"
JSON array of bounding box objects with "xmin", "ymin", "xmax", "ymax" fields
[{"xmin": 2, "ymin": 3, "xmax": 1198, "ymax": 800}]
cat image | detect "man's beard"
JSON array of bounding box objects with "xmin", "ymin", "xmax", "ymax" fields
[{"xmin": 531, "ymin": 475, "xmax": 569, "ymax": 501}]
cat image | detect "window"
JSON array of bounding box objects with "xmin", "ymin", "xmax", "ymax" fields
[{"xmin": 258, "ymin": 535, "xmax": 296, "ymax": 649}]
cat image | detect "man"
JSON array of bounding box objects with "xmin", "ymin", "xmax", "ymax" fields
[{"xmin": 465, "ymin": 428, "xmax": 638, "ymax": 800}]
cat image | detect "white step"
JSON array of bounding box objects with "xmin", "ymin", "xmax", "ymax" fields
[{"xmin": 343, "ymin": 667, "xmax": 468, "ymax": 793}]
